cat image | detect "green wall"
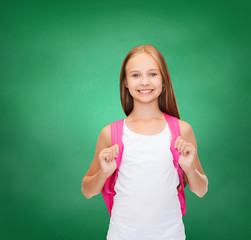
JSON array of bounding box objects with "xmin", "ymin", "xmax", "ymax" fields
[{"xmin": 1, "ymin": 0, "xmax": 250, "ymax": 239}]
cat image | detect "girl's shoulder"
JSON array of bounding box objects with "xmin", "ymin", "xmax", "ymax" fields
[
  {"xmin": 178, "ymin": 119, "xmax": 191, "ymax": 129},
  {"xmin": 178, "ymin": 119, "xmax": 194, "ymax": 140},
  {"xmin": 99, "ymin": 123, "xmax": 113, "ymax": 148},
  {"xmin": 100, "ymin": 116, "xmax": 125, "ymax": 147}
]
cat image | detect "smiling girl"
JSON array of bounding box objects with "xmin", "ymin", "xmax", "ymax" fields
[{"xmin": 82, "ymin": 44, "xmax": 208, "ymax": 239}]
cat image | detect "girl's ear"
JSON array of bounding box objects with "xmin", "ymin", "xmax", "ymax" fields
[{"xmin": 124, "ymin": 80, "xmax": 128, "ymax": 88}]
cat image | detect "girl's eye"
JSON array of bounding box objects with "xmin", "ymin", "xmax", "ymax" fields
[
  {"xmin": 132, "ymin": 74, "xmax": 139, "ymax": 78},
  {"xmin": 150, "ymin": 73, "xmax": 157, "ymax": 77}
]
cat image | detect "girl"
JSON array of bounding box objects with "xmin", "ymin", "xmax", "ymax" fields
[{"xmin": 82, "ymin": 44, "xmax": 208, "ymax": 240}]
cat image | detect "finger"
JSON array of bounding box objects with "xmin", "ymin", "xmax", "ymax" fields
[
  {"xmin": 111, "ymin": 150, "xmax": 117, "ymax": 159},
  {"xmin": 174, "ymin": 136, "xmax": 181, "ymax": 148},
  {"xmin": 103, "ymin": 152, "xmax": 109, "ymax": 162},
  {"xmin": 176, "ymin": 138, "xmax": 183, "ymax": 153},
  {"xmin": 180, "ymin": 143, "xmax": 189, "ymax": 155},
  {"xmin": 102, "ymin": 149, "xmax": 109, "ymax": 155},
  {"xmin": 113, "ymin": 144, "xmax": 119, "ymax": 150},
  {"xmin": 108, "ymin": 151, "xmax": 114, "ymax": 161},
  {"xmin": 114, "ymin": 150, "xmax": 119, "ymax": 158},
  {"xmin": 183, "ymin": 146, "xmax": 191, "ymax": 156},
  {"xmin": 110, "ymin": 150, "xmax": 115, "ymax": 160},
  {"xmin": 114, "ymin": 144, "xmax": 119, "ymax": 156}
]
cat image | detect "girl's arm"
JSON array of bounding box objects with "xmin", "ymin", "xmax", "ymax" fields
[
  {"xmin": 176, "ymin": 120, "xmax": 208, "ymax": 198},
  {"xmin": 82, "ymin": 124, "xmax": 116, "ymax": 199}
]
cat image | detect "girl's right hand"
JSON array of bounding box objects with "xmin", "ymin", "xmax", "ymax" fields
[{"xmin": 99, "ymin": 144, "xmax": 119, "ymax": 177}]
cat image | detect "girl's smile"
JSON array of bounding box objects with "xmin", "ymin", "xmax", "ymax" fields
[{"xmin": 137, "ymin": 89, "xmax": 154, "ymax": 94}]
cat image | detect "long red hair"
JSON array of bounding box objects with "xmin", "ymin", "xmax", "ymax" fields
[{"xmin": 119, "ymin": 44, "xmax": 188, "ymax": 188}]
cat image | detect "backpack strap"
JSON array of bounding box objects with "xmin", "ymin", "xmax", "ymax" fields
[
  {"xmin": 111, "ymin": 119, "xmax": 125, "ymax": 170},
  {"xmin": 101, "ymin": 118, "xmax": 124, "ymax": 216},
  {"xmin": 163, "ymin": 112, "xmax": 186, "ymax": 216}
]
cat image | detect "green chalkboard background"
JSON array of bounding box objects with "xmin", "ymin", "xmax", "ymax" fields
[{"xmin": 1, "ymin": 0, "xmax": 250, "ymax": 239}]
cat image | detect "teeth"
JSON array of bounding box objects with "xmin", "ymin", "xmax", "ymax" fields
[{"xmin": 139, "ymin": 90, "xmax": 152, "ymax": 93}]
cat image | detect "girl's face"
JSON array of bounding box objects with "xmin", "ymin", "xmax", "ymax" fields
[{"xmin": 125, "ymin": 53, "xmax": 163, "ymax": 104}]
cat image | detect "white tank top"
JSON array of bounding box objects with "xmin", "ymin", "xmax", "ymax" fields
[{"xmin": 106, "ymin": 119, "xmax": 186, "ymax": 240}]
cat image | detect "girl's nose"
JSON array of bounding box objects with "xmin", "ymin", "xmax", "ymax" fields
[{"xmin": 140, "ymin": 75, "xmax": 149, "ymax": 86}]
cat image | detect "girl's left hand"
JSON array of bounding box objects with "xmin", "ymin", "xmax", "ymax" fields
[{"xmin": 175, "ymin": 136, "xmax": 197, "ymax": 174}]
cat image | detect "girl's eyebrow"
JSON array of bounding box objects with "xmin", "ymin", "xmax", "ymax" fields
[{"xmin": 129, "ymin": 68, "xmax": 159, "ymax": 73}]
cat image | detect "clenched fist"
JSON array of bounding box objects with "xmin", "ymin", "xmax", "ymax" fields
[{"xmin": 99, "ymin": 144, "xmax": 119, "ymax": 178}]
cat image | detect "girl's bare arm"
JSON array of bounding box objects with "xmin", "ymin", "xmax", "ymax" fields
[
  {"xmin": 178, "ymin": 120, "xmax": 208, "ymax": 198},
  {"xmin": 81, "ymin": 124, "xmax": 116, "ymax": 199}
]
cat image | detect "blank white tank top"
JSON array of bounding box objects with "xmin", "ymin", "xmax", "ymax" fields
[{"xmin": 106, "ymin": 119, "xmax": 186, "ymax": 240}]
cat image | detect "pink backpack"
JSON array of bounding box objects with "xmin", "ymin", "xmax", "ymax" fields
[{"xmin": 101, "ymin": 112, "xmax": 186, "ymax": 216}]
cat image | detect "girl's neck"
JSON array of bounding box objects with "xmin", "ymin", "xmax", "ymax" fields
[{"xmin": 127, "ymin": 101, "xmax": 164, "ymax": 122}]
